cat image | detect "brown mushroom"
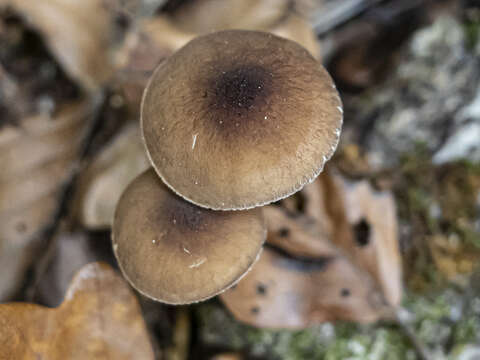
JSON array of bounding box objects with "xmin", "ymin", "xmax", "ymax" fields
[
  {"xmin": 112, "ymin": 168, "xmax": 266, "ymax": 304},
  {"xmin": 141, "ymin": 30, "xmax": 342, "ymax": 210}
]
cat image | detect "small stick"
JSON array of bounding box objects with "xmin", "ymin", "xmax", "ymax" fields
[{"xmin": 391, "ymin": 307, "xmax": 434, "ymax": 360}]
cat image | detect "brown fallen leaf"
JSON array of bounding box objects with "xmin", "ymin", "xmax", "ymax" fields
[
  {"xmin": 114, "ymin": 15, "xmax": 194, "ymax": 108},
  {"xmin": 221, "ymin": 170, "xmax": 401, "ymax": 328},
  {"xmin": 300, "ymin": 169, "xmax": 402, "ymax": 306},
  {"xmin": 221, "ymin": 246, "xmax": 387, "ymax": 329},
  {"xmin": 0, "ymin": 98, "xmax": 98, "ymax": 300},
  {"xmin": 327, "ymin": 172, "xmax": 403, "ymax": 306},
  {"xmin": 167, "ymin": 0, "xmax": 291, "ymax": 33},
  {"xmin": 1, "ymin": 0, "xmax": 119, "ymax": 90},
  {"xmin": 35, "ymin": 232, "xmax": 116, "ymax": 307},
  {"xmin": 0, "ymin": 262, "xmax": 155, "ymax": 359},
  {"xmin": 263, "ymin": 205, "xmax": 336, "ymax": 259},
  {"xmin": 269, "ymin": 13, "xmax": 321, "ymax": 58},
  {"xmin": 74, "ymin": 123, "xmax": 149, "ymax": 229}
]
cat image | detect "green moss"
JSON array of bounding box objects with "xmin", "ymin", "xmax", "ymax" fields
[
  {"xmin": 196, "ymin": 288, "xmax": 480, "ymax": 359},
  {"xmin": 463, "ymin": 20, "xmax": 480, "ymax": 50},
  {"xmin": 453, "ymin": 317, "xmax": 479, "ymax": 345}
]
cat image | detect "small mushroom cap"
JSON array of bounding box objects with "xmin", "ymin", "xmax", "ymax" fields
[
  {"xmin": 141, "ymin": 30, "xmax": 342, "ymax": 210},
  {"xmin": 112, "ymin": 169, "xmax": 266, "ymax": 304}
]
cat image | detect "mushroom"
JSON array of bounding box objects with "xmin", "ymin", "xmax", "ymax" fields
[
  {"xmin": 112, "ymin": 169, "xmax": 266, "ymax": 304},
  {"xmin": 141, "ymin": 30, "xmax": 342, "ymax": 210}
]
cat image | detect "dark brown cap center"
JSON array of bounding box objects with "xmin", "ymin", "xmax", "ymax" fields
[{"xmin": 210, "ymin": 65, "xmax": 271, "ymax": 117}]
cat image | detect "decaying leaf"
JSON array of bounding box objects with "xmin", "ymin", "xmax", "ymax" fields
[
  {"xmin": 221, "ymin": 170, "xmax": 401, "ymax": 328},
  {"xmin": 0, "ymin": 98, "xmax": 98, "ymax": 300},
  {"xmin": 74, "ymin": 123, "xmax": 149, "ymax": 229},
  {"xmin": 1, "ymin": 0, "xmax": 119, "ymax": 90},
  {"xmin": 331, "ymin": 173, "xmax": 403, "ymax": 306},
  {"xmin": 264, "ymin": 206, "xmax": 336, "ymax": 258},
  {"xmin": 0, "ymin": 262, "xmax": 155, "ymax": 359},
  {"xmin": 114, "ymin": 15, "xmax": 194, "ymax": 108},
  {"xmin": 269, "ymin": 13, "xmax": 320, "ymax": 58},
  {"xmin": 221, "ymin": 246, "xmax": 387, "ymax": 329},
  {"xmin": 300, "ymin": 170, "xmax": 402, "ymax": 306},
  {"xmin": 36, "ymin": 232, "xmax": 116, "ymax": 307},
  {"xmin": 167, "ymin": 0, "xmax": 291, "ymax": 33}
]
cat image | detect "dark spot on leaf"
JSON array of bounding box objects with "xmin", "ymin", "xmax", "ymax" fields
[
  {"xmin": 341, "ymin": 288, "xmax": 351, "ymax": 297},
  {"xmin": 256, "ymin": 283, "xmax": 267, "ymax": 295},
  {"xmin": 353, "ymin": 218, "xmax": 370, "ymax": 247},
  {"xmin": 278, "ymin": 227, "xmax": 290, "ymax": 237},
  {"xmin": 16, "ymin": 222, "xmax": 27, "ymax": 233}
]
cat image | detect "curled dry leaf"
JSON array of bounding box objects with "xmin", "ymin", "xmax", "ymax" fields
[
  {"xmin": 221, "ymin": 170, "xmax": 401, "ymax": 328},
  {"xmin": 0, "ymin": 262, "xmax": 154, "ymax": 359},
  {"xmin": 269, "ymin": 13, "xmax": 320, "ymax": 59},
  {"xmin": 331, "ymin": 173, "xmax": 403, "ymax": 306},
  {"xmin": 167, "ymin": 0, "xmax": 291, "ymax": 33},
  {"xmin": 264, "ymin": 206, "xmax": 335, "ymax": 259},
  {"xmin": 0, "ymin": 98, "xmax": 98, "ymax": 299},
  {"xmin": 221, "ymin": 245, "xmax": 386, "ymax": 329},
  {"xmin": 74, "ymin": 123, "xmax": 149, "ymax": 229},
  {"xmin": 36, "ymin": 232, "xmax": 116, "ymax": 307},
  {"xmin": 1, "ymin": 0, "xmax": 118, "ymax": 90},
  {"xmin": 300, "ymin": 169, "xmax": 402, "ymax": 306},
  {"xmin": 114, "ymin": 15, "xmax": 194, "ymax": 108}
]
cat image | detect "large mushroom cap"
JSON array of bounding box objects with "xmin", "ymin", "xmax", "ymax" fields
[
  {"xmin": 112, "ymin": 169, "xmax": 266, "ymax": 304},
  {"xmin": 141, "ymin": 30, "xmax": 342, "ymax": 210}
]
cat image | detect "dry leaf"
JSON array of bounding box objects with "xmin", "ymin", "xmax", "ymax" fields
[
  {"xmin": 0, "ymin": 98, "xmax": 98, "ymax": 300},
  {"xmin": 221, "ymin": 170, "xmax": 401, "ymax": 328},
  {"xmin": 0, "ymin": 262, "xmax": 154, "ymax": 360},
  {"xmin": 114, "ymin": 15, "xmax": 194, "ymax": 108},
  {"xmin": 1, "ymin": 0, "xmax": 118, "ymax": 90},
  {"xmin": 167, "ymin": 0, "xmax": 290, "ymax": 33},
  {"xmin": 264, "ymin": 206, "xmax": 336, "ymax": 258},
  {"xmin": 302, "ymin": 170, "xmax": 402, "ymax": 306},
  {"xmin": 221, "ymin": 246, "xmax": 387, "ymax": 329},
  {"xmin": 36, "ymin": 232, "xmax": 116, "ymax": 307},
  {"xmin": 74, "ymin": 123, "xmax": 149, "ymax": 229},
  {"xmin": 270, "ymin": 13, "xmax": 320, "ymax": 58},
  {"xmin": 328, "ymin": 173, "xmax": 403, "ymax": 306}
]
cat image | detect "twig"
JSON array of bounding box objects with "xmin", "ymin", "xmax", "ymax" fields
[
  {"xmin": 311, "ymin": 0, "xmax": 387, "ymax": 35},
  {"xmin": 391, "ymin": 306, "xmax": 435, "ymax": 360}
]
